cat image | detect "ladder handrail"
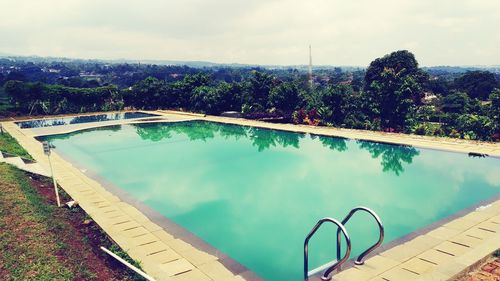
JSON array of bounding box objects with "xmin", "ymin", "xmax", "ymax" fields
[
  {"xmin": 304, "ymin": 218, "xmax": 351, "ymax": 281},
  {"xmin": 336, "ymin": 206, "xmax": 384, "ymax": 266}
]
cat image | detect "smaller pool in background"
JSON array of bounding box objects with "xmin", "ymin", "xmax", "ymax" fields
[{"xmin": 16, "ymin": 112, "xmax": 159, "ymax": 129}]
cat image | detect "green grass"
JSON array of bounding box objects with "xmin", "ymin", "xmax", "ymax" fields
[
  {"xmin": 0, "ymin": 163, "xmax": 75, "ymax": 280},
  {"xmin": 0, "ymin": 131, "xmax": 33, "ymax": 160},
  {"xmin": 0, "ymin": 163, "xmax": 145, "ymax": 280}
]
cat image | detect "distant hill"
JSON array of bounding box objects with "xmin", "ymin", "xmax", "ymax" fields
[
  {"xmin": 1, "ymin": 54, "xmax": 499, "ymax": 73},
  {"xmin": 423, "ymin": 66, "xmax": 500, "ymax": 74}
]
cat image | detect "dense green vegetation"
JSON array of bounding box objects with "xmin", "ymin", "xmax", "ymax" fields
[{"xmin": 1, "ymin": 51, "xmax": 499, "ymax": 141}]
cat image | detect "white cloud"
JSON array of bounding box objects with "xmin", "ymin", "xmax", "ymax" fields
[{"xmin": 0, "ymin": 0, "xmax": 499, "ymax": 66}]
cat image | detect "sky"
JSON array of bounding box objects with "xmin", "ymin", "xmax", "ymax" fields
[{"xmin": 0, "ymin": 0, "xmax": 499, "ymax": 66}]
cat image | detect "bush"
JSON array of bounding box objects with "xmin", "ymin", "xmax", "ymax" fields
[
  {"xmin": 412, "ymin": 123, "xmax": 443, "ymax": 136},
  {"xmin": 455, "ymin": 114, "xmax": 494, "ymax": 140},
  {"xmin": 292, "ymin": 109, "xmax": 307, "ymax": 124},
  {"xmin": 414, "ymin": 124, "xmax": 427, "ymax": 135}
]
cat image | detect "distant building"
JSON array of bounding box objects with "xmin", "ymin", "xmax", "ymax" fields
[
  {"xmin": 422, "ymin": 92, "xmax": 438, "ymax": 104},
  {"xmin": 79, "ymin": 72, "xmax": 103, "ymax": 79},
  {"xmin": 41, "ymin": 68, "xmax": 60, "ymax": 73}
]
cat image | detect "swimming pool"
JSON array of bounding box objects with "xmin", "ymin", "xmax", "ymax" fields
[
  {"xmin": 16, "ymin": 112, "xmax": 158, "ymax": 129},
  {"xmin": 40, "ymin": 121, "xmax": 500, "ymax": 280}
]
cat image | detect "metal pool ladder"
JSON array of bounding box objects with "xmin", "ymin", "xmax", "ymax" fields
[{"xmin": 303, "ymin": 206, "xmax": 384, "ymax": 281}]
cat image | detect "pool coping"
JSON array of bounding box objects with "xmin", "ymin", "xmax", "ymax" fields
[{"xmin": 2, "ymin": 110, "xmax": 499, "ymax": 281}]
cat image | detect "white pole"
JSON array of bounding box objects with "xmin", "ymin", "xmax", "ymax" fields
[
  {"xmin": 47, "ymin": 154, "xmax": 61, "ymax": 207},
  {"xmin": 100, "ymin": 246, "xmax": 156, "ymax": 281}
]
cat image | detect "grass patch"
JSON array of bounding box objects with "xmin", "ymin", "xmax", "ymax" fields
[
  {"xmin": 0, "ymin": 131, "xmax": 33, "ymax": 160},
  {"xmin": 0, "ymin": 163, "xmax": 145, "ymax": 280},
  {"xmin": 0, "ymin": 163, "xmax": 74, "ymax": 279}
]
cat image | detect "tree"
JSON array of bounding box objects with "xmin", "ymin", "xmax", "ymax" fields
[
  {"xmin": 215, "ymin": 82, "xmax": 243, "ymax": 113},
  {"xmin": 4, "ymin": 80, "xmax": 43, "ymax": 113},
  {"xmin": 268, "ymin": 81, "xmax": 302, "ymax": 112},
  {"xmin": 425, "ymin": 77, "xmax": 451, "ymax": 96},
  {"xmin": 190, "ymin": 82, "xmax": 243, "ymax": 115},
  {"xmin": 489, "ymin": 89, "xmax": 500, "ymax": 134},
  {"xmin": 244, "ymin": 71, "xmax": 275, "ymax": 112},
  {"xmin": 190, "ymin": 86, "xmax": 219, "ymax": 114},
  {"xmin": 367, "ymin": 69, "xmax": 421, "ymax": 130},
  {"xmin": 454, "ymin": 71, "xmax": 498, "ymax": 100},
  {"xmin": 364, "ymin": 50, "xmax": 427, "ymax": 130},
  {"xmin": 441, "ymin": 92, "xmax": 470, "ymax": 114},
  {"xmin": 365, "ymin": 50, "xmax": 428, "ymax": 103},
  {"xmin": 167, "ymin": 73, "xmax": 210, "ymax": 109},
  {"xmin": 455, "ymin": 114, "xmax": 493, "ymax": 140},
  {"xmin": 319, "ymin": 84, "xmax": 353, "ymax": 125},
  {"xmin": 125, "ymin": 77, "xmax": 167, "ymax": 109}
]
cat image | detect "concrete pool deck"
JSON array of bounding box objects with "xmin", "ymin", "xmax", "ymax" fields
[{"xmin": 1, "ymin": 110, "xmax": 499, "ymax": 281}]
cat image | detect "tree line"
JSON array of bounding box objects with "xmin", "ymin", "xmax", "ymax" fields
[{"xmin": 3, "ymin": 50, "xmax": 500, "ymax": 141}]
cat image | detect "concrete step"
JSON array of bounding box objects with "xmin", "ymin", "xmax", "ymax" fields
[
  {"xmin": 3, "ymin": 156, "xmax": 26, "ymax": 168},
  {"xmin": 23, "ymin": 162, "xmax": 50, "ymax": 177},
  {"xmin": 0, "ymin": 151, "xmax": 50, "ymax": 177}
]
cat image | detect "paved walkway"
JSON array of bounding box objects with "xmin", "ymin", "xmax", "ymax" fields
[{"xmin": 2, "ymin": 110, "xmax": 500, "ymax": 281}]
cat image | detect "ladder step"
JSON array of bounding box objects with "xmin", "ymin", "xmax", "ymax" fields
[{"xmin": 308, "ymin": 259, "xmax": 338, "ymax": 277}]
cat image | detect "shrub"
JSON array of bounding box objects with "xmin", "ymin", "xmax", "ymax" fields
[
  {"xmin": 455, "ymin": 114, "xmax": 493, "ymax": 140},
  {"xmin": 414, "ymin": 124, "xmax": 427, "ymax": 135},
  {"xmin": 292, "ymin": 109, "xmax": 307, "ymax": 124}
]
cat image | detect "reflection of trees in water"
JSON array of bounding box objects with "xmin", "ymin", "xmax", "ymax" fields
[
  {"xmin": 218, "ymin": 124, "xmax": 248, "ymax": 141},
  {"xmin": 19, "ymin": 118, "xmax": 67, "ymax": 128},
  {"xmin": 44, "ymin": 120, "xmax": 420, "ymax": 176},
  {"xmin": 69, "ymin": 114, "xmax": 111, "ymax": 125},
  {"xmin": 248, "ymin": 127, "xmax": 303, "ymax": 152},
  {"xmin": 357, "ymin": 141, "xmax": 420, "ymax": 175},
  {"xmin": 312, "ymin": 135, "xmax": 348, "ymax": 152},
  {"xmin": 134, "ymin": 121, "xmax": 303, "ymax": 152},
  {"xmin": 134, "ymin": 122, "xmax": 218, "ymax": 142},
  {"xmin": 134, "ymin": 122, "xmax": 419, "ymax": 174},
  {"xmin": 134, "ymin": 123, "xmax": 174, "ymax": 142}
]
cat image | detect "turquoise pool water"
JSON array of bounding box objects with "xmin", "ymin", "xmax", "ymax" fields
[{"xmin": 41, "ymin": 121, "xmax": 500, "ymax": 280}]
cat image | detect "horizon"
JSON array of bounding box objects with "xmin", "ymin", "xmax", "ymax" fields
[{"xmin": 2, "ymin": 53, "xmax": 500, "ymax": 69}]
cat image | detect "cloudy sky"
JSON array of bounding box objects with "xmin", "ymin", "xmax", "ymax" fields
[{"xmin": 1, "ymin": 0, "xmax": 499, "ymax": 66}]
